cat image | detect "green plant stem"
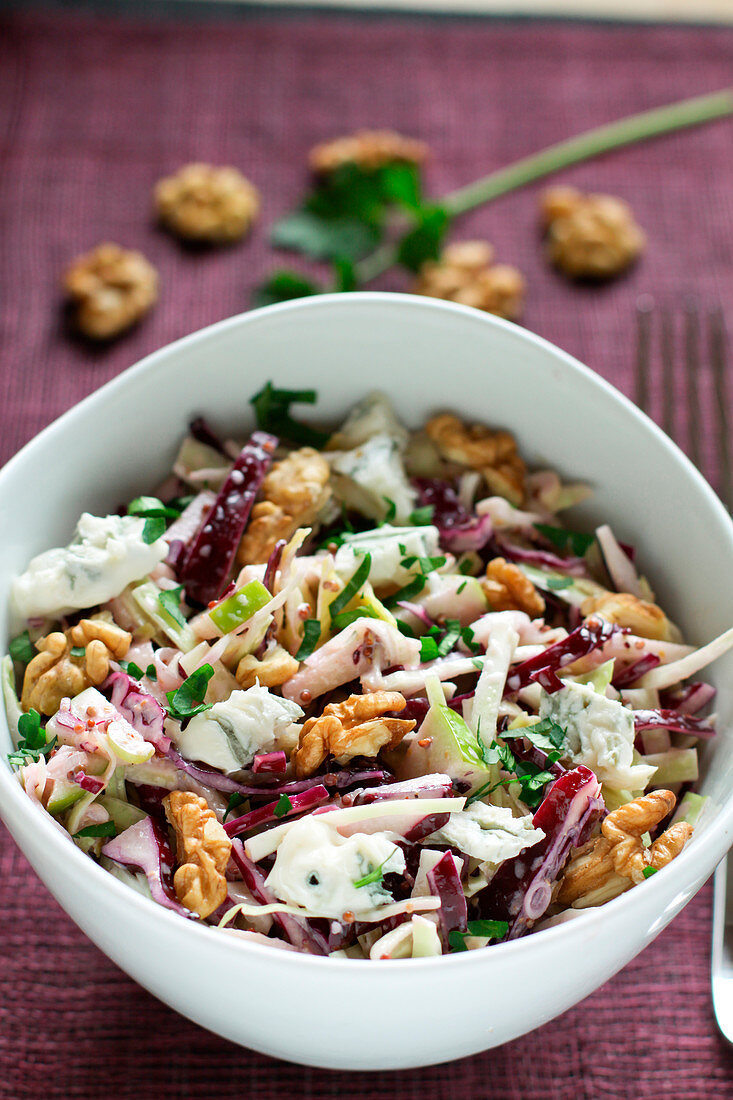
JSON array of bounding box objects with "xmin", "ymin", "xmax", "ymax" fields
[{"xmin": 353, "ymin": 88, "xmax": 733, "ymax": 285}]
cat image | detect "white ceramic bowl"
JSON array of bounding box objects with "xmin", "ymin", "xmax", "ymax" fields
[{"xmin": 1, "ymin": 293, "xmax": 732, "ymax": 1070}]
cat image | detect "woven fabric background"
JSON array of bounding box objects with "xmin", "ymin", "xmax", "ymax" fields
[{"xmin": 1, "ymin": 7, "xmax": 732, "ymax": 1096}]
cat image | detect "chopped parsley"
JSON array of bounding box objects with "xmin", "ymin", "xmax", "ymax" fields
[
  {"xmin": 353, "ymin": 855, "xmax": 391, "ymax": 889},
  {"xmin": 146, "ymin": 664, "xmax": 157, "ymax": 682},
  {"xmin": 158, "ymin": 586, "xmax": 187, "ymax": 628},
  {"xmin": 547, "ymin": 576, "xmax": 573, "ymax": 591},
  {"xmin": 296, "ymin": 619, "xmax": 321, "ymax": 661},
  {"xmin": 466, "ymin": 733, "xmax": 556, "ymax": 809},
  {"xmin": 461, "ymin": 626, "xmax": 481, "ymax": 654},
  {"xmin": 409, "ymin": 505, "xmax": 434, "ymax": 526},
  {"xmin": 400, "ymin": 554, "xmax": 447, "ymax": 575},
  {"xmin": 250, "ymin": 382, "xmax": 329, "ymax": 448},
  {"xmin": 456, "ymin": 581, "xmax": 468, "ymax": 594},
  {"xmin": 384, "ymin": 574, "xmax": 427, "ymax": 608},
  {"xmin": 420, "ymin": 635, "xmax": 440, "ymax": 662},
  {"xmin": 328, "ymin": 553, "xmax": 372, "ymax": 621},
  {"xmin": 166, "ymin": 664, "xmax": 215, "ymax": 719},
  {"xmin": 504, "ymin": 717, "xmax": 566, "ymax": 759},
  {"xmin": 224, "ymin": 794, "xmax": 247, "ymax": 823},
  {"xmin": 381, "ymin": 497, "xmax": 397, "ymax": 523},
  {"xmin": 7, "ymin": 709, "xmax": 57, "ymax": 768},
  {"xmin": 128, "ymin": 495, "xmax": 180, "ymax": 520},
  {"xmin": 9, "ymin": 630, "xmax": 34, "ymax": 665},
  {"xmin": 396, "ymin": 619, "xmax": 417, "ymax": 639},
  {"xmin": 448, "ymin": 920, "xmax": 509, "ymax": 951},
  {"xmin": 534, "ymin": 524, "xmax": 595, "ymax": 558},
  {"xmin": 142, "ymin": 517, "xmax": 166, "ymax": 544},
  {"xmin": 331, "ymin": 607, "xmax": 381, "ymax": 631},
  {"xmin": 274, "ymin": 794, "xmax": 293, "ymax": 819},
  {"xmin": 73, "ymin": 821, "xmax": 117, "ymax": 840},
  {"xmin": 70, "ymin": 646, "xmax": 86, "ymax": 659},
  {"xmin": 642, "ymin": 866, "xmax": 658, "ymax": 879}
]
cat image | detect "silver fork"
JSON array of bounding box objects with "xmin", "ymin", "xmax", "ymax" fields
[{"xmin": 634, "ymin": 299, "xmax": 732, "ymax": 1043}]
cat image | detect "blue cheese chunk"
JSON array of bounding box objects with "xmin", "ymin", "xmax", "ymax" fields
[
  {"xmin": 265, "ymin": 817, "xmax": 405, "ymax": 918},
  {"xmin": 330, "ymin": 391, "xmax": 410, "ymax": 451},
  {"xmin": 176, "ymin": 685, "xmax": 303, "ymax": 774},
  {"xmin": 540, "ymin": 680, "xmax": 656, "ymax": 791},
  {"xmin": 11, "ymin": 513, "xmax": 167, "ymax": 624},
  {"xmin": 430, "ymin": 802, "xmax": 544, "ymax": 865},
  {"xmin": 333, "ymin": 524, "xmax": 440, "ymax": 588},
  {"xmin": 329, "ymin": 434, "xmax": 416, "ymax": 523}
]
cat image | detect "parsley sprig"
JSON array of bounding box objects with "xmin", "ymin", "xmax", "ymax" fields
[
  {"xmin": 7, "ymin": 709, "xmax": 56, "ymax": 768},
  {"xmin": 250, "ymin": 382, "xmax": 329, "ymax": 447},
  {"xmin": 353, "ymin": 855, "xmax": 392, "ymax": 890},
  {"xmin": 448, "ymin": 920, "xmax": 509, "ymax": 951},
  {"xmin": 467, "ymin": 719, "xmax": 567, "ymax": 809},
  {"xmin": 166, "ymin": 665, "xmax": 215, "ymax": 719}
]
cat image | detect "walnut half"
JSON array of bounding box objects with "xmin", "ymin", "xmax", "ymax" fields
[
  {"xmin": 164, "ymin": 790, "xmax": 232, "ymax": 919},
  {"xmin": 63, "ymin": 243, "xmax": 158, "ymax": 340},
  {"xmin": 293, "ymin": 691, "xmax": 415, "ymax": 778},
  {"xmin": 541, "ymin": 186, "xmax": 645, "ymax": 280},
  {"xmin": 425, "ymin": 412, "xmax": 526, "ymax": 505},
  {"xmin": 412, "ymin": 241, "xmax": 525, "ymax": 322},
  {"xmin": 309, "ymin": 129, "xmax": 429, "ymax": 175},
  {"xmin": 484, "ymin": 558, "xmax": 545, "ymax": 617},
  {"xmin": 21, "ymin": 619, "xmax": 131, "ymax": 716},
  {"xmin": 155, "ymin": 163, "xmax": 260, "ymax": 244}
]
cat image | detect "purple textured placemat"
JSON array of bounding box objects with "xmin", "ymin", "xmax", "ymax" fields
[{"xmin": 1, "ymin": 8, "xmax": 733, "ymax": 1096}]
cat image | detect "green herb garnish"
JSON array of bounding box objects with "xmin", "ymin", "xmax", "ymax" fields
[
  {"xmin": 547, "ymin": 576, "xmax": 573, "ymax": 591},
  {"xmin": 456, "ymin": 581, "xmax": 467, "ymax": 594},
  {"xmin": 119, "ymin": 659, "xmax": 145, "ymax": 680},
  {"xmin": 73, "ymin": 821, "xmax": 117, "ymax": 839},
  {"xmin": 250, "ymin": 382, "xmax": 329, "ymax": 447},
  {"xmin": 420, "ymin": 636, "xmax": 440, "ymax": 662},
  {"xmin": 252, "ymin": 271, "xmax": 322, "ymax": 308},
  {"xmin": 7, "ymin": 709, "xmax": 57, "ymax": 767},
  {"xmin": 328, "ymin": 553, "xmax": 372, "ymax": 622},
  {"xmin": 353, "ymin": 855, "xmax": 391, "ymax": 889},
  {"xmin": 381, "ymin": 497, "xmax": 397, "ymax": 523},
  {"xmin": 9, "ymin": 630, "xmax": 34, "ymax": 665},
  {"xmin": 409, "ymin": 505, "xmax": 435, "ymax": 526},
  {"xmin": 400, "ymin": 554, "xmax": 447, "ymax": 575},
  {"xmin": 69, "ymin": 646, "xmax": 86, "ymax": 659},
  {"xmin": 296, "ymin": 619, "xmax": 322, "ymax": 660},
  {"xmin": 166, "ymin": 664, "xmax": 215, "ymax": 719},
  {"xmin": 642, "ymin": 866, "xmax": 658, "ymax": 879},
  {"xmin": 158, "ymin": 586, "xmax": 187, "ymax": 628},
  {"xmin": 448, "ymin": 920, "xmax": 509, "ymax": 951},
  {"xmin": 534, "ymin": 523, "xmax": 595, "ymax": 558},
  {"xmin": 224, "ymin": 794, "xmax": 247, "ymax": 823},
  {"xmin": 331, "ymin": 608, "xmax": 381, "ymax": 631},
  {"xmin": 128, "ymin": 495, "xmax": 180, "ymax": 519},
  {"xmin": 142, "ymin": 517, "xmax": 167, "ymax": 544},
  {"xmin": 146, "ymin": 664, "xmax": 157, "ymax": 681},
  {"xmin": 504, "ymin": 717, "xmax": 566, "ymax": 758},
  {"xmin": 274, "ymin": 794, "xmax": 293, "ymax": 819},
  {"xmin": 384, "ymin": 574, "xmax": 427, "ymax": 609}
]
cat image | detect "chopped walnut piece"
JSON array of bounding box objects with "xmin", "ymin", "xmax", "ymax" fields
[
  {"xmin": 62, "ymin": 243, "xmax": 158, "ymax": 340},
  {"xmin": 425, "ymin": 412, "xmax": 526, "ymax": 505},
  {"xmin": 412, "ymin": 241, "xmax": 525, "ymax": 321},
  {"xmin": 557, "ymin": 790, "xmax": 692, "ymax": 906},
  {"xmin": 164, "ymin": 790, "xmax": 232, "ymax": 919},
  {"xmin": 236, "ymin": 645, "xmax": 300, "ymax": 690},
  {"xmin": 155, "ymin": 163, "xmax": 260, "ymax": 244},
  {"xmin": 238, "ymin": 447, "xmax": 332, "ymax": 565},
  {"xmin": 21, "ymin": 619, "xmax": 132, "ymax": 716},
  {"xmin": 580, "ymin": 592, "xmax": 678, "ymax": 642},
  {"xmin": 309, "ymin": 129, "xmax": 429, "ymax": 175},
  {"xmin": 293, "ymin": 691, "xmax": 415, "ymax": 778},
  {"xmin": 541, "ymin": 186, "xmax": 645, "ymax": 280},
  {"xmin": 484, "ymin": 558, "xmax": 545, "ymax": 617}
]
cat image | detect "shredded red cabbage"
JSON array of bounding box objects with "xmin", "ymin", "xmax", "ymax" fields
[
  {"xmin": 660, "ymin": 681, "xmax": 716, "ymax": 715},
  {"xmin": 496, "ymin": 535, "xmax": 588, "ymax": 577},
  {"xmin": 105, "ymin": 671, "xmax": 170, "ymax": 753},
  {"xmin": 224, "ymin": 784, "xmax": 330, "ymax": 837},
  {"xmin": 102, "ymin": 816, "xmax": 190, "ymax": 917},
  {"xmin": 612, "ymin": 653, "xmax": 660, "ymax": 688},
  {"xmin": 252, "ymin": 751, "xmax": 288, "ymax": 775},
  {"xmin": 478, "ymin": 765, "xmax": 604, "ymax": 938},
  {"xmin": 633, "ymin": 709, "xmax": 716, "ymax": 738},
  {"xmin": 413, "ymin": 477, "xmax": 494, "ymax": 552},
  {"xmin": 427, "ymin": 851, "xmax": 467, "ymax": 947},
  {"xmin": 179, "ymin": 431, "xmax": 277, "ymax": 605},
  {"xmin": 506, "ymin": 618, "xmax": 619, "ymax": 694}
]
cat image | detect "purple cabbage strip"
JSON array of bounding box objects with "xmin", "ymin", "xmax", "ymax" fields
[
  {"xmin": 224, "ymin": 784, "xmax": 330, "ymax": 837},
  {"xmin": 179, "ymin": 431, "xmax": 277, "ymax": 605},
  {"xmin": 509, "ymin": 738, "xmax": 565, "ymax": 778},
  {"xmin": 413, "ymin": 478, "xmax": 494, "ymax": 552},
  {"xmin": 632, "ymin": 709, "xmax": 716, "ymax": 738},
  {"xmin": 105, "ymin": 671, "xmax": 170, "ymax": 753},
  {"xmin": 495, "ymin": 535, "xmax": 588, "ymax": 577},
  {"xmin": 189, "ymin": 416, "xmax": 229, "ymax": 457},
  {"xmin": 612, "ymin": 653, "xmax": 660, "ymax": 689},
  {"xmin": 505, "ymin": 618, "xmax": 619, "ymax": 694},
  {"xmin": 252, "ymin": 750, "xmax": 288, "ymax": 775},
  {"xmin": 479, "ymin": 765, "xmax": 604, "ymax": 939},
  {"xmin": 427, "ymin": 851, "xmax": 467, "ymax": 948},
  {"xmin": 102, "ymin": 816, "xmax": 191, "ymax": 918},
  {"xmin": 230, "ymin": 839, "xmax": 329, "ymax": 955},
  {"xmin": 342, "ymin": 774, "xmax": 454, "ymax": 807},
  {"xmin": 74, "ymin": 770, "xmax": 105, "ymax": 794},
  {"xmin": 661, "ymin": 681, "xmax": 716, "ymax": 716},
  {"xmin": 404, "ymin": 812, "xmax": 452, "ymax": 842},
  {"xmin": 263, "ymin": 539, "xmax": 286, "ymax": 593},
  {"xmin": 396, "ymin": 601, "xmax": 435, "ymax": 628}
]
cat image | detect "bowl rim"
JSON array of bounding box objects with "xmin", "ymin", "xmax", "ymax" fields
[{"xmin": 1, "ymin": 290, "xmax": 732, "ymax": 972}]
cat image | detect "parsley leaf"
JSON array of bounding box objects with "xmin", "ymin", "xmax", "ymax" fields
[
  {"xmin": 642, "ymin": 866, "xmax": 658, "ymax": 879},
  {"xmin": 397, "ymin": 204, "xmax": 451, "ymax": 272},
  {"xmin": 534, "ymin": 524, "xmax": 595, "ymax": 558},
  {"xmin": 449, "ymin": 920, "xmax": 509, "ymax": 951},
  {"xmin": 547, "ymin": 576, "xmax": 572, "ymax": 591},
  {"xmin": 353, "ymin": 855, "xmax": 391, "ymax": 889},
  {"xmin": 396, "ymin": 620, "xmax": 417, "ymax": 639},
  {"xmin": 504, "ymin": 717, "xmax": 567, "ymax": 757},
  {"xmin": 381, "ymin": 497, "xmax": 397, "ymax": 523},
  {"xmin": 461, "ymin": 626, "xmax": 481, "ymax": 653},
  {"xmin": 328, "ymin": 553, "xmax": 372, "ymax": 622},
  {"xmin": 457, "ymin": 580, "xmax": 467, "ymax": 594},
  {"xmin": 119, "ymin": 659, "xmax": 145, "ymax": 680},
  {"xmin": 296, "ymin": 619, "xmax": 321, "ymax": 661},
  {"xmin": 69, "ymin": 646, "xmax": 86, "ymax": 659},
  {"xmin": 409, "ymin": 504, "xmax": 435, "ymax": 525},
  {"xmin": 158, "ymin": 586, "xmax": 187, "ymax": 628},
  {"xmin": 166, "ymin": 665, "xmax": 215, "ymax": 719},
  {"xmin": 146, "ymin": 664, "xmax": 157, "ymax": 681},
  {"xmin": 420, "ymin": 636, "xmax": 440, "ymax": 662},
  {"xmin": 73, "ymin": 821, "xmax": 117, "ymax": 839},
  {"xmin": 224, "ymin": 794, "xmax": 247, "ymax": 823},
  {"xmin": 400, "ymin": 554, "xmax": 447, "ymax": 575},
  {"xmin": 127, "ymin": 495, "xmax": 179, "ymax": 519},
  {"xmin": 7, "ymin": 709, "xmax": 57, "ymax": 767},
  {"xmin": 331, "ymin": 608, "xmax": 381, "ymax": 631},
  {"xmin": 384, "ymin": 574, "xmax": 427, "ymax": 608},
  {"xmin": 9, "ymin": 630, "xmax": 34, "ymax": 665},
  {"xmin": 250, "ymin": 381, "xmax": 329, "ymax": 448},
  {"xmin": 142, "ymin": 516, "xmax": 167, "ymax": 544},
  {"xmin": 252, "ymin": 271, "xmax": 322, "ymax": 308},
  {"xmin": 274, "ymin": 794, "xmax": 293, "ymax": 819},
  {"xmin": 436, "ymin": 619, "xmax": 461, "ymax": 657}
]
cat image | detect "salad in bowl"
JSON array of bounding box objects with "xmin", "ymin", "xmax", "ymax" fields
[{"xmin": 5, "ymin": 385, "xmax": 730, "ymax": 961}]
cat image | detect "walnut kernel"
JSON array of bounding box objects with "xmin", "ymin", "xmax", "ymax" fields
[
  {"xmin": 164, "ymin": 790, "xmax": 232, "ymax": 919},
  {"xmin": 236, "ymin": 645, "xmax": 300, "ymax": 690},
  {"xmin": 412, "ymin": 241, "xmax": 525, "ymax": 321},
  {"xmin": 155, "ymin": 163, "xmax": 260, "ymax": 244},
  {"xmin": 21, "ymin": 620, "xmax": 132, "ymax": 716},
  {"xmin": 238, "ymin": 447, "xmax": 332, "ymax": 565},
  {"xmin": 293, "ymin": 691, "xmax": 415, "ymax": 778},
  {"xmin": 541, "ymin": 186, "xmax": 645, "ymax": 279},
  {"xmin": 484, "ymin": 558, "xmax": 545, "ymax": 617},
  {"xmin": 63, "ymin": 243, "xmax": 158, "ymax": 339},
  {"xmin": 425, "ymin": 413, "xmax": 526, "ymax": 505},
  {"xmin": 309, "ymin": 130, "xmax": 429, "ymax": 174}
]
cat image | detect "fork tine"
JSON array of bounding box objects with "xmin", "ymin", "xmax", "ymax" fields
[
  {"xmin": 635, "ymin": 297, "xmax": 653, "ymax": 414},
  {"xmin": 685, "ymin": 303, "xmax": 703, "ymax": 469},
  {"xmin": 710, "ymin": 308, "xmax": 732, "ymax": 511},
  {"xmin": 660, "ymin": 307, "xmax": 676, "ymax": 440}
]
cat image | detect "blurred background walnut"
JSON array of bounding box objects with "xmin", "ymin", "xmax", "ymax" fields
[
  {"xmin": 309, "ymin": 129, "xmax": 429, "ymax": 175},
  {"xmin": 541, "ymin": 186, "xmax": 645, "ymax": 279},
  {"xmin": 412, "ymin": 241, "xmax": 525, "ymax": 321},
  {"xmin": 62, "ymin": 243, "xmax": 158, "ymax": 340},
  {"xmin": 155, "ymin": 163, "xmax": 260, "ymax": 244}
]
